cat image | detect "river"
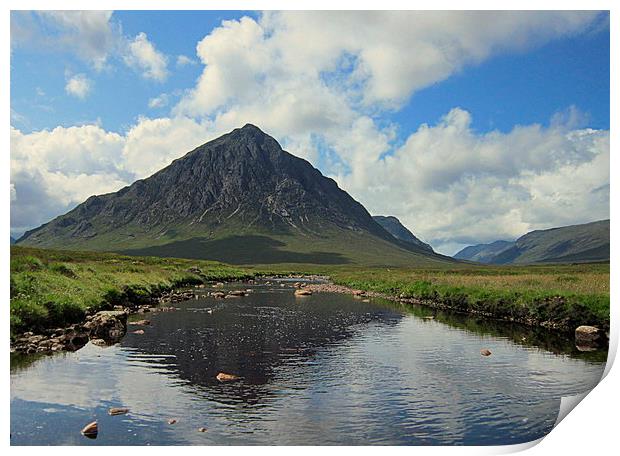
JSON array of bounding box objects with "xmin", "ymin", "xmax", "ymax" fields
[{"xmin": 10, "ymin": 279, "xmax": 606, "ymax": 445}]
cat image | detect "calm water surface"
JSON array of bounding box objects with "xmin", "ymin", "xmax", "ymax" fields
[{"xmin": 10, "ymin": 280, "xmax": 606, "ymax": 445}]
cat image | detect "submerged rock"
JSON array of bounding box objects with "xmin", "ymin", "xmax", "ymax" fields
[
  {"xmin": 128, "ymin": 319, "xmax": 151, "ymax": 326},
  {"xmin": 294, "ymin": 289, "xmax": 312, "ymax": 296},
  {"xmin": 216, "ymin": 372, "xmax": 241, "ymax": 382},
  {"xmin": 108, "ymin": 407, "xmax": 129, "ymax": 416},
  {"xmin": 228, "ymin": 290, "xmax": 247, "ymax": 297}
]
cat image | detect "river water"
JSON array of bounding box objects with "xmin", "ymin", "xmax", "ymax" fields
[{"xmin": 10, "ymin": 279, "xmax": 606, "ymax": 445}]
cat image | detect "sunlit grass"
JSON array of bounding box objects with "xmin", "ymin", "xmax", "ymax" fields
[{"xmin": 10, "ymin": 246, "xmax": 255, "ymax": 334}]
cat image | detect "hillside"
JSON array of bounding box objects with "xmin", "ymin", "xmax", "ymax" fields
[
  {"xmin": 453, "ymin": 220, "xmax": 609, "ymax": 264},
  {"xmin": 453, "ymin": 240, "xmax": 514, "ymax": 263},
  {"xmin": 372, "ymin": 216, "xmax": 434, "ymax": 252},
  {"xmin": 17, "ymin": 124, "xmax": 453, "ymax": 267}
]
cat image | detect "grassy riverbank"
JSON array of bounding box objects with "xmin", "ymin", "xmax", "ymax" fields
[
  {"xmin": 328, "ymin": 263, "xmax": 610, "ymax": 331},
  {"xmin": 10, "ymin": 246, "xmax": 610, "ymax": 335},
  {"xmin": 10, "ymin": 246, "xmax": 255, "ymax": 334}
]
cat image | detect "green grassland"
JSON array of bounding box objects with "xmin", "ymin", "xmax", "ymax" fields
[
  {"xmin": 10, "ymin": 246, "xmax": 610, "ymax": 336},
  {"xmin": 20, "ymin": 218, "xmax": 455, "ymax": 268},
  {"xmin": 10, "ymin": 246, "xmax": 255, "ymax": 335},
  {"xmin": 327, "ymin": 263, "xmax": 610, "ymax": 331}
]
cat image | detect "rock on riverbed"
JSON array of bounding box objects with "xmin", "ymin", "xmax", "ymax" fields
[
  {"xmin": 83, "ymin": 310, "xmax": 128, "ymax": 343},
  {"xmin": 575, "ymin": 325, "xmax": 607, "ymax": 347},
  {"xmin": 12, "ymin": 310, "xmax": 129, "ymax": 354}
]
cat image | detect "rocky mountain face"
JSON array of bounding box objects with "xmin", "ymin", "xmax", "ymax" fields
[
  {"xmin": 453, "ymin": 220, "xmax": 609, "ymax": 264},
  {"xmin": 372, "ymin": 216, "xmax": 434, "ymax": 253},
  {"xmin": 18, "ymin": 124, "xmax": 450, "ymax": 266}
]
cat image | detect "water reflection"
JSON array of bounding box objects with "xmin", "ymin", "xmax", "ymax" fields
[
  {"xmin": 11, "ymin": 281, "xmax": 606, "ymax": 445},
  {"xmin": 120, "ymin": 286, "xmax": 402, "ymax": 409}
]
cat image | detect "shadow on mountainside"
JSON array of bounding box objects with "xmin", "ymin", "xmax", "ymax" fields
[{"xmin": 121, "ymin": 235, "xmax": 352, "ymax": 265}]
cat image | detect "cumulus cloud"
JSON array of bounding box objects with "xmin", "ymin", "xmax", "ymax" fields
[
  {"xmin": 176, "ymin": 11, "xmax": 601, "ymax": 117},
  {"xmin": 65, "ymin": 74, "xmax": 92, "ymax": 99},
  {"xmin": 10, "ymin": 125, "xmax": 129, "ymax": 235},
  {"xmin": 124, "ymin": 32, "xmax": 169, "ymax": 81},
  {"xmin": 336, "ymin": 109, "xmax": 609, "ymax": 254},
  {"xmin": 11, "ymin": 11, "xmax": 169, "ymax": 80},
  {"xmin": 11, "ymin": 11, "xmax": 119, "ymax": 70}
]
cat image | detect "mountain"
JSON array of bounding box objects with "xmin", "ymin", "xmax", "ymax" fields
[
  {"xmin": 453, "ymin": 240, "xmax": 514, "ymax": 263},
  {"xmin": 17, "ymin": 124, "xmax": 453, "ymax": 267},
  {"xmin": 10, "ymin": 236, "xmax": 16, "ymax": 245},
  {"xmin": 454, "ymin": 220, "xmax": 609, "ymax": 264},
  {"xmin": 372, "ymin": 216, "xmax": 434, "ymax": 253}
]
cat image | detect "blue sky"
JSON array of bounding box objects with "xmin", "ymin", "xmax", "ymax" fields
[
  {"xmin": 10, "ymin": 11, "xmax": 610, "ymax": 254},
  {"xmin": 11, "ymin": 11, "xmax": 609, "ymax": 135}
]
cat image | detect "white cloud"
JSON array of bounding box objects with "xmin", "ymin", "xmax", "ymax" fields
[
  {"xmin": 121, "ymin": 116, "xmax": 215, "ymax": 178},
  {"xmin": 176, "ymin": 54, "xmax": 196, "ymax": 67},
  {"xmin": 176, "ymin": 11, "xmax": 601, "ymax": 117},
  {"xmin": 335, "ymin": 109, "xmax": 609, "ymax": 254},
  {"xmin": 124, "ymin": 32, "xmax": 169, "ymax": 82},
  {"xmin": 148, "ymin": 93, "xmax": 169, "ymax": 109},
  {"xmin": 11, "ymin": 11, "xmax": 119, "ymax": 70},
  {"xmin": 11, "ymin": 11, "xmax": 169, "ymax": 81},
  {"xmin": 65, "ymin": 74, "xmax": 92, "ymax": 99},
  {"xmin": 10, "ymin": 125, "xmax": 129, "ymax": 234}
]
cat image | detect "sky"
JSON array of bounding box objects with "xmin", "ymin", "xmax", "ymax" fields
[{"xmin": 9, "ymin": 10, "xmax": 610, "ymax": 255}]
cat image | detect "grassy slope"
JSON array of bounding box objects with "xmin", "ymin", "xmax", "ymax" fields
[
  {"xmin": 10, "ymin": 246, "xmax": 255, "ymax": 334},
  {"xmin": 20, "ymin": 219, "xmax": 455, "ymax": 268}
]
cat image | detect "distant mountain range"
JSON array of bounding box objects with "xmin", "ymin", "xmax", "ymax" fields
[
  {"xmin": 453, "ymin": 240, "xmax": 514, "ymax": 263},
  {"xmin": 453, "ymin": 220, "xmax": 610, "ymax": 264},
  {"xmin": 17, "ymin": 124, "xmax": 453, "ymax": 267},
  {"xmin": 372, "ymin": 216, "xmax": 434, "ymax": 253},
  {"xmin": 10, "ymin": 236, "xmax": 16, "ymax": 245}
]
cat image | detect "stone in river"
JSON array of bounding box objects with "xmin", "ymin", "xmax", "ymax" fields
[
  {"xmin": 128, "ymin": 319, "xmax": 150, "ymax": 326},
  {"xmin": 80, "ymin": 421, "xmax": 98, "ymax": 438},
  {"xmin": 575, "ymin": 326, "xmax": 606, "ymax": 346},
  {"xmin": 480, "ymin": 349, "xmax": 492, "ymax": 357},
  {"xmin": 216, "ymin": 372, "xmax": 241, "ymax": 382},
  {"xmin": 108, "ymin": 407, "xmax": 129, "ymax": 416},
  {"xmin": 294, "ymin": 289, "xmax": 312, "ymax": 296}
]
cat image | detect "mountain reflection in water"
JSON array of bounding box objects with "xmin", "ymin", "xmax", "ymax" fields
[{"xmin": 10, "ymin": 280, "xmax": 606, "ymax": 445}]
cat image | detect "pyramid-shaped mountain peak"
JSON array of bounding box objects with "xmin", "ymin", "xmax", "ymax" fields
[{"xmin": 18, "ymin": 125, "xmax": 448, "ymax": 266}]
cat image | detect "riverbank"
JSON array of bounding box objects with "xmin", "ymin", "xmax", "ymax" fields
[
  {"xmin": 313, "ymin": 265, "xmax": 610, "ymax": 334},
  {"xmin": 11, "ymin": 246, "xmax": 609, "ymax": 344},
  {"xmin": 10, "ymin": 246, "xmax": 257, "ymax": 336}
]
